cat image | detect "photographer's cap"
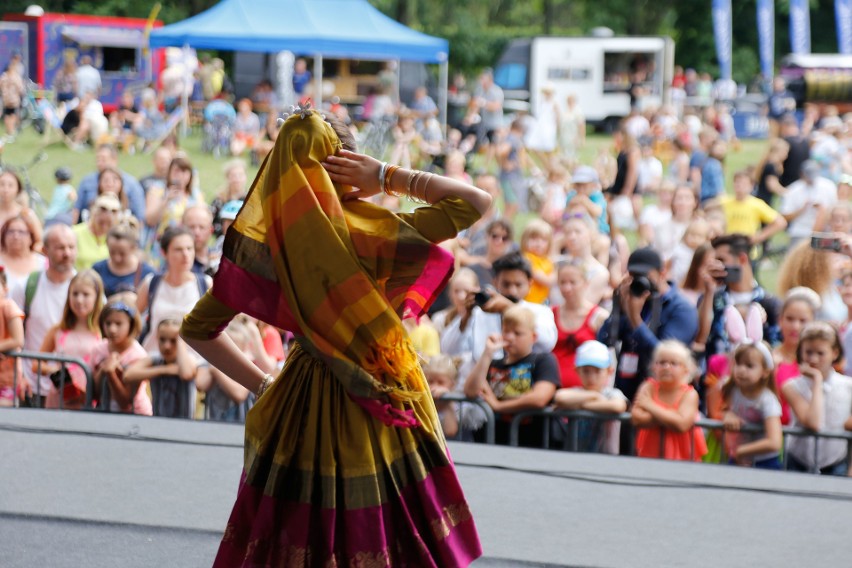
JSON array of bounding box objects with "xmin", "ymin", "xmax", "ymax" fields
[
  {"xmin": 575, "ymin": 340, "xmax": 611, "ymax": 369},
  {"xmin": 627, "ymin": 247, "xmax": 662, "ymax": 275}
]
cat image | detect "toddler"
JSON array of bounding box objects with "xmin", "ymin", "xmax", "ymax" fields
[
  {"xmin": 424, "ymin": 354, "xmax": 460, "ymax": 439},
  {"xmin": 521, "ymin": 219, "xmax": 555, "ymax": 304},
  {"xmin": 46, "ymin": 167, "xmax": 77, "ymax": 223},
  {"xmin": 632, "ymin": 340, "xmax": 707, "ymax": 461},
  {"xmin": 553, "ymin": 340, "xmax": 627, "ymax": 454}
]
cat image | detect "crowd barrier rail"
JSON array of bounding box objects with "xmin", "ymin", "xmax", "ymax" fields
[
  {"xmin": 438, "ymin": 393, "xmax": 497, "ymax": 445},
  {"xmin": 505, "ymin": 407, "xmax": 852, "ymax": 474},
  {"xmin": 9, "ymin": 350, "xmax": 95, "ymax": 411}
]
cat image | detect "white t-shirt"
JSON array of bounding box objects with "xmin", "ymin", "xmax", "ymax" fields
[
  {"xmin": 728, "ymin": 387, "xmax": 782, "ymax": 463},
  {"xmin": 11, "ymin": 272, "xmax": 74, "ymax": 395},
  {"xmin": 786, "ymin": 371, "xmax": 852, "ymax": 469},
  {"xmin": 637, "ymin": 156, "xmax": 663, "ymax": 193},
  {"xmin": 780, "ymin": 177, "xmax": 837, "ymax": 239}
]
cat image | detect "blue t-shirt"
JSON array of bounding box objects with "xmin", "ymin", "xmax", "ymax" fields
[
  {"xmin": 92, "ymin": 259, "xmax": 156, "ymax": 298},
  {"xmin": 700, "ymin": 157, "xmax": 724, "ymax": 203},
  {"xmin": 565, "ymin": 189, "xmax": 610, "ymax": 234},
  {"xmin": 292, "ymin": 71, "xmax": 312, "ymax": 95}
]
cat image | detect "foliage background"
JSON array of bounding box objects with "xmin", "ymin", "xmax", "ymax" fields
[{"xmin": 2, "ymin": 0, "xmax": 845, "ymax": 83}]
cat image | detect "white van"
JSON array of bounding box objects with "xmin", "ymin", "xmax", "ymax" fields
[{"xmin": 494, "ymin": 35, "xmax": 675, "ymax": 130}]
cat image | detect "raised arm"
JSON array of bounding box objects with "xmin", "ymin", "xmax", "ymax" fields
[{"xmin": 322, "ymin": 150, "xmax": 492, "ymax": 215}]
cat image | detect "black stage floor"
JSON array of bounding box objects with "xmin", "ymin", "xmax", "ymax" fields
[{"xmin": 2, "ymin": 408, "xmax": 851, "ymax": 567}]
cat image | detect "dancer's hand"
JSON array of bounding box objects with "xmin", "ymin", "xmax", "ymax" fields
[{"xmin": 322, "ymin": 150, "xmax": 382, "ymax": 200}]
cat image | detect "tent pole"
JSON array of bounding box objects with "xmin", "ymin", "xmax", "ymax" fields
[
  {"xmin": 439, "ymin": 60, "xmax": 448, "ymax": 135},
  {"xmin": 313, "ymin": 54, "xmax": 323, "ymax": 107}
]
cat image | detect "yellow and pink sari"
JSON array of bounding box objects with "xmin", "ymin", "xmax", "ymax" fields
[{"xmin": 182, "ymin": 111, "xmax": 481, "ymax": 566}]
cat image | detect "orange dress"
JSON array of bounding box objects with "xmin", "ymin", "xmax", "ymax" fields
[{"xmin": 635, "ymin": 379, "xmax": 707, "ymax": 461}]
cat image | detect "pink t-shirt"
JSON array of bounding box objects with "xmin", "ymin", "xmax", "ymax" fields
[
  {"xmin": 775, "ymin": 361, "xmax": 799, "ymax": 426},
  {"xmin": 45, "ymin": 328, "xmax": 101, "ymax": 409},
  {"xmin": 91, "ymin": 339, "xmax": 151, "ymax": 415}
]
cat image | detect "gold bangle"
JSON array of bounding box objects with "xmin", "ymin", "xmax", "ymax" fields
[
  {"xmin": 405, "ymin": 169, "xmax": 417, "ymax": 197},
  {"xmin": 383, "ymin": 164, "xmax": 400, "ymax": 195},
  {"xmin": 422, "ymin": 172, "xmax": 434, "ymax": 204},
  {"xmin": 257, "ymin": 373, "xmax": 275, "ymax": 398},
  {"xmin": 411, "ymin": 171, "xmax": 428, "ymax": 204}
]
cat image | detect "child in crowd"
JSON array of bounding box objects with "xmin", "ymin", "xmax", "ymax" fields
[
  {"xmin": 197, "ymin": 318, "xmax": 276, "ymax": 422},
  {"xmin": 209, "ymin": 199, "xmax": 243, "ymax": 271},
  {"xmin": 722, "ymin": 342, "xmax": 783, "ymax": 469},
  {"xmin": 564, "ymin": 165, "xmax": 608, "ymax": 236},
  {"xmin": 389, "ymin": 112, "xmax": 417, "ymax": 169},
  {"xmin": 782, "ymin": 322, "xmax": 852, "ymax": 475},
  {"xmin": 773, "ymin": 287, "xmax": 820, "ymax": 424},
  {"xmin": 125, "ymin": 319, "xmax": 199, "ymax": 419},
  {"xmin": 553, "ymin": 340, "xmax": 627, "ymax": 454},
  {"xmin": 46, "ymin": 167, "xmax": 76, "ymax": 223},
  {"xmin": 0, "ymin": 267, "xmax": 24, "ymax": 407},
  {"xmin": 668, "ymin": 217, "xmax": 711, "ymax": 288},
  {"xmin": 551, "ymin": 260, "xmax": 609, "ymax": 388},
  {"xmin": 424, "ymin": 354, "xmax": 460, "ymax": 439},
  {"xmin": 638, "ymin": 179, "xmax": 674, "ymax": 246},
  {"xmin": 92, "ymin": 301, "xmax": 150, "ymax": 414},
  {"xmin": 463, "ymin": 305, "xmax": 560, "ymax": 446},
  {"xmin": 717, "ymin": 169, "xmax": 787, "ymax": 245},
  {"xmin": 521, "ymin": 219, "xmax": 555, "ymax": 304},
  {"xmin": 632, "ymin": 340, "xmax": 707, "ymax": 461},
  {"xmin": 38, "ymin": 270, "xmax": 104, "ymax": 409}
]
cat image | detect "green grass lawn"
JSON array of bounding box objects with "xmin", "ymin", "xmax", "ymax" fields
[{"xmin": 0, "ymin": 126, "xmax": 263, "ymax": 204}]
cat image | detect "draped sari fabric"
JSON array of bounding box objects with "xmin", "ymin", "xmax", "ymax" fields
[{"xmin": 213, "ymin": 111, "xmax": 455, "ymax": 425}]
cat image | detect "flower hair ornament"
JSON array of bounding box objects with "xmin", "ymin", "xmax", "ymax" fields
[
  {"xmin": 277, "ymin": 100, "xmax": 332, "ymax": 127},
  {"xmin": 725, "ymin": 304, "xmax": 774, "ymax": 370}
]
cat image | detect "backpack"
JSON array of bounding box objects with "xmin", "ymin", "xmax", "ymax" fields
[
  {"xmin": 23, "ymin": 271, "xmax": 42, "ymax": 321},
  {"xmin": 139, "ymin": 272, "xmax": 209, "ymax": 343}
]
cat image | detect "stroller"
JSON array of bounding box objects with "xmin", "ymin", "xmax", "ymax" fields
[{"xmin": 202, "ymin": 100, "xmax": 236, "ymax": 158}]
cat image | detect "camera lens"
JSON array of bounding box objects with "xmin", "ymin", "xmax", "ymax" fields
[{"xmin": 629, "ymin": 275, "xmax": 653, "ymax": 297}]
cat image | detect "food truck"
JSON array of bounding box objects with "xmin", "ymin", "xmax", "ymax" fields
[{"xmin": 1, "ymin": 11, "xmax": 165, "ymax": 112}]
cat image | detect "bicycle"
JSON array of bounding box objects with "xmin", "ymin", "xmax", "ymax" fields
[
  {"xmin": 18, "ymin": 80, "xmax": 47, "ymax": 135},
  {"xmin": 0, "ymin": 150, "xmax": 49, "ymax": 219}
]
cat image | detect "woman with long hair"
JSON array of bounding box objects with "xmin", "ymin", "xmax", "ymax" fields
[{"xmin": 181, "ymin": 109, "xmax": 488, "ymax": 566}]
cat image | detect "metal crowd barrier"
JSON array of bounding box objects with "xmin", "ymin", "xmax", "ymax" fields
[
  {"xmin": 435, "ymin": 393, "xmax": 496, "ymax": 445},
  {"xmin": 9, "ymin": 350, "xmax": 95, "ymax": 411},
  {"xmin": 501, "ymin": 406, "xmax": 852, "ymax": 474}
]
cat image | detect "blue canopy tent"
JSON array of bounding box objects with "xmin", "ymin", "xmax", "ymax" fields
[{"xmin": 149, "ymin": 0, "xmax": 450, "ymax": 127}]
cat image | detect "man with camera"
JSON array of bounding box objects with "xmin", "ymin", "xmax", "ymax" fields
[
  {"xmin": 597, "ymin": 247, "xmax": 698, "ymax": 402},
  {"xmin": 701, "ymin": 234, "xmax": 781, "ymax": 362}
]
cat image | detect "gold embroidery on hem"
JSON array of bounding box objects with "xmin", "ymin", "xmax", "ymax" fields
[{"xmin": 430, "ymin": 502, "xmax": 473, "ymax": 541}]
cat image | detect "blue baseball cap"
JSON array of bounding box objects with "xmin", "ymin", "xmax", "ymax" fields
[{"xmin": 575, "ymin": 341, "xmax": 611, "ymax": 369}]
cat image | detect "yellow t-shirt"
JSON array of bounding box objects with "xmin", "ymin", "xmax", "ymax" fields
[
  {"xmin": 72, "ymin": 223, "xmax": 109, "ymax": 271},
  {"xmin": 719, "ymin": 195, "xmax": 779, "ymax": 237},
  {"xmin": 524, "ymin": 252, "xmax": 554, "ymax": 304}
]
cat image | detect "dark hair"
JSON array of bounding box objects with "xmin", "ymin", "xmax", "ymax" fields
[
  {"xmin": 325, "ymin": 113, "xmax": 356, "ymax": 152},
  {"xmin": 159, "ymin": 225, "xmax": 193, "ymax": 254},
  {"xmin": 486, "ymin": 219, "xmax": 513, "ymax": 240},
  {"xmin": 681, "ymin": 243, "xmax": 712, "ymax": 291},
  {"xmin": 167, "ymin": 156, "xmax": 194, "ymax": 194},
  {"xmin": 796, "ymin": 321, "xmax": 844, "ymax": 365},
  {"xmin": 711, "ymin": 233, "xmax": 752, "ymax": 257},
  {"xmin": 107, "ymin": 219, "xmax": 140, "ymax": 245},
  {"xmin": 492, "ymin": 251, "xmax": 532, "ymax": 279},
  {"xmin": 99, "ymin": 301, "xmax": 142, "ymax": 340},
  {"xmin": 97, "ymin": 167, "xmax": 128, "ymax": 210},
  {"xmin": 722, "ymin": 343, "xmax": 778, "ymax": 404}
]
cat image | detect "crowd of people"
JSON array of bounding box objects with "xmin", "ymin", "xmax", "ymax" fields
[{"xmin": 2, "ymin": 51, "xmax": 852, "ymax": 476}]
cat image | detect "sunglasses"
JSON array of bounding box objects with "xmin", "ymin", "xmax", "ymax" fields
[{"xmin": 97, "ymin": 206, "xmax": 121, "ymax": 214}]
